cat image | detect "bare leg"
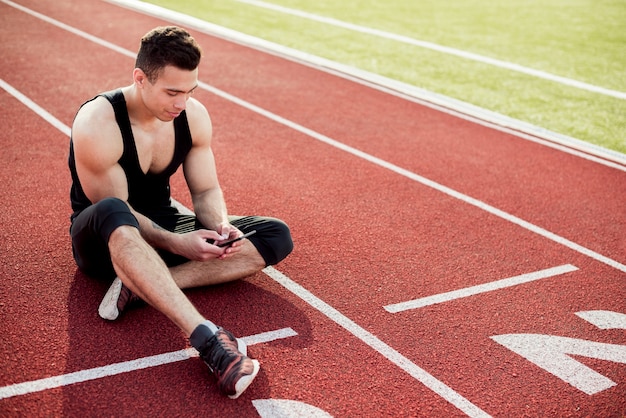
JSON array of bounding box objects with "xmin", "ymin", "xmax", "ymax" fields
[
  {"xmin": 169, "ymin": 240, "xmax": 266, "ymax": 289},
  {"xmin": 108, "ymin": 225, "xmax": 204, "ymax": 336},
  {"xmin": 107, "ymin": 224, "xmax": 261, "ymax": 399}
]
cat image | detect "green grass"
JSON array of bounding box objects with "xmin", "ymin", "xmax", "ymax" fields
[{"xmin": 146, "ymin": 0, "xmax": 626, "ymax": 154}]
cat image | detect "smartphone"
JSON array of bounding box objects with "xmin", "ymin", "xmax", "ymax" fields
[{"xmin": 215, "ymin": 230, "xmax": 257, "ymax": 248}]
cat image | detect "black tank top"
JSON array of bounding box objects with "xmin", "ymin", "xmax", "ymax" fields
[{"xmin": 69, "ymin": 89, "xmax": 193, "ymax": 220}]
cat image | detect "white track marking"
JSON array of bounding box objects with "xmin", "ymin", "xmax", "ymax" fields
[
  {"xmin": 385, "ymin": 265, "xmax": 579, "ymax": 313},
  {"xmin": 575, "ymin": 310, "xmax": 626, "ymax": 330},
  {"xmin": 263, "ymin": 267, "xmax": 491, "ymax": 418},
  {"xmin": 253, "ymin": 399, "xmax": 334, "ymax": 417},
  {"xmin": 104, "ymin": 0, "xmax": 626, "ymax": 167},
  {"xmin": 0, "ymin": 78, "xmax": 70, "ymax": 137},
  {"xmin": 2, "ymin": 0, "xmax": 135, "ymax": 60},
  {"xmin": 491, "ymin": 333, "xmax": 626, "ymax": 395},
  {"xmin": 0, "ymin": 328, "xmax": 297, "ymax": 400},
  {"xmin": 232, "ymin": 0, "xmax": 626, "ymax": 101},
  {"xmin": 241, "ymin": 327, "xmax": 298, "ymax": 346}
]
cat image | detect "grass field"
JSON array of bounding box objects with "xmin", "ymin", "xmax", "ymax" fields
[{"xmin": 145, "ymin": 0, "xmax": 626, "ymax": 155}]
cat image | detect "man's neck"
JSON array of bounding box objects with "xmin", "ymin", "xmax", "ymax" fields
[{"xmin": 122, "ymin": 85, "xmax": 168, "ymax": 129}]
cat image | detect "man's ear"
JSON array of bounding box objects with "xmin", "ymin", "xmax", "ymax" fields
[{"xmin": 133, "ymin": 68, "xmax": 147, "ymax": 87}]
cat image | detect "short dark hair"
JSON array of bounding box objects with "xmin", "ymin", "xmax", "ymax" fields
[{"xmin": 135, "ymin": 26, "xmax": 202, "ymax": 82}]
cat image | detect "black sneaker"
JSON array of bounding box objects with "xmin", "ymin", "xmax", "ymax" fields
[
  {"xmin": 191, "ymin": 325, "xmax": 260, "ymax": 399},
  {"xmin": 98, "ymin": 277, "xmax": 142, "ymax": 320}
]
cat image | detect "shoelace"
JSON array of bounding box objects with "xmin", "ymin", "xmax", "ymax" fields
[{"xmin": 202, "ymin": 330, "xmax": 242, "ymax": 376}]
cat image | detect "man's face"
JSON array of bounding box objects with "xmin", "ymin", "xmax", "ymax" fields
[{"xmin": 141, "ymin": 65, "xmax": 199, "ymax": 121}]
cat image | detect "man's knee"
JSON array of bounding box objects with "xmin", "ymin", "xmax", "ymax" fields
[
  {"xmin": 70, "ymin": 197, "xmax": 140, "ymax": 267},
  {"xmin": 91, "ymin": 198, "xmax": 140, "ymax": 244},
  {"xmin": 259, "ymin": 218, "xmax": 293, "ymax": 266},
  {"xmin": 273, "ymin": 219, "xmax": 294, "ymax": 263},
  {"xmin": 70, "ymin": 198, "xmax": 137, "ymax": 280},
  {"xmin": 93, "ymin": 197, "xmax": 130, "ymax": 216}
]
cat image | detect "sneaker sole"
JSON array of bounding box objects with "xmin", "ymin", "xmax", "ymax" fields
[
  {"xmin": 98, "ymin": 277, "xmax": 123, "ymax": 320},
  {"xmin": 228, "ymin": 359, "xmax": 260, "ymax": 399}
]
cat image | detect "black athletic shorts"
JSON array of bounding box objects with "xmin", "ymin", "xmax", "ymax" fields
[{"xmin": 70, "ymin": 197, "xmax": 293, "ymax": 280}]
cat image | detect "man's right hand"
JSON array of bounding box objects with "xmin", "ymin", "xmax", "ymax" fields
[{"xmin": 172, "ymin": 229, "xmax": 229, "ymax": 262}]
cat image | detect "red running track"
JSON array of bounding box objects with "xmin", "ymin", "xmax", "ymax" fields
[{"xmin": 0, "ymin": 0, "xmax": 624, "ymax": 416}]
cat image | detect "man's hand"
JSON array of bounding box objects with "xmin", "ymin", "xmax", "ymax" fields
[
  {"xmin": 170, "ymin": 226, "xmax": 245, "ymax": 261},
  {"xmin": 214, "ymin": 223, "xmax": 245, "ymax": 259},
  {"xmin": 171, "ymin": 229, "xmax": 227, "ymax": 261}
]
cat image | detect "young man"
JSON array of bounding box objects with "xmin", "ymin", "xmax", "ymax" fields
[{"xmin": 68, "ymin": 26, "xmax": 293, "ymax": 399}]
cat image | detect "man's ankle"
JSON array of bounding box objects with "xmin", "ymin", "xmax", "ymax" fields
[{"xmin": 189, "ymin": 320, "xmax": 218, "ymax": 349}]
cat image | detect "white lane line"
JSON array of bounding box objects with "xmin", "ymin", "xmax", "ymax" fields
[
  {"xmin": 384, "ymin": 264, "xmax": 579, "ymax": 313},
  {"xmin": 232, "ymin": 0, "xmax": 626, "ymax": 101},
  {"xmin": 2, "ymin": 0, "xmax": 135, "ymax": 60},
  {"xmin": 0, "ymin": 327, "xmax": 297, "ymax": 400},
  {"xmin": 0, "ymin": 78, "xmax": 71, "ymax": 137},
  {"xmin": 575, "ymin": 310, "xmax": 626, "ymax": 330},
  {"xmin": 263, "ymin": 267, "xmax": 491, "ymax": 418},
  {"xmin": 240, "ymin": 327, "xmax": 298, "ymax": 346}
]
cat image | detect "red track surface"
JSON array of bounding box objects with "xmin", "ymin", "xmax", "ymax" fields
[{"xmin": 1, "ymin": 0, "xmax": 624, "ymax": 416}]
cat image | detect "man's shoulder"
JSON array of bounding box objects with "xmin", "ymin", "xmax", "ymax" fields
[
  {"xmin": 71, "ymin": 94, "xmax": 124, "ymax": 162},
  {"xmin": 76, "ymin": 94, "xmax": 114, "ymax": 119},
  {"xmin": 185, "ymin": 97, "xmax": 210, "ymax": 119},
  {"xmin": 73, "ymin": 95, "xmax": 118, "ymax": 135},
  {"xmin": 185, "ymin": 97, "xmax": 212, "ymax": 143}
]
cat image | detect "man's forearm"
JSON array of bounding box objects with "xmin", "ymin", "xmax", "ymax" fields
[
  {"xmin": 192, "ymin": 188, "xmax": 229, "ymax": 231},
  {"xmin": 130, "ymin": 207, "xmax": 178, "ymax": 252}
]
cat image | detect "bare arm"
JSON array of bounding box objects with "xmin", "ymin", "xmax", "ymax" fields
[
  {"xmin": 184, "ymin": 99, "xmax": 227, "ymax": 228},
  {"xmin": 72, "ymin": 98, "xmax": 128, "ymax": 204},
  {"xmin": 183, "ymin": 99, "xmax": 242, "ymax": 245}
]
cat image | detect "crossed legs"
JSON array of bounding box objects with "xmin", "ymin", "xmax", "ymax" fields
[{"xmin": 70, "ymin": 198, "xmax": 293, "ymax": 398}]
